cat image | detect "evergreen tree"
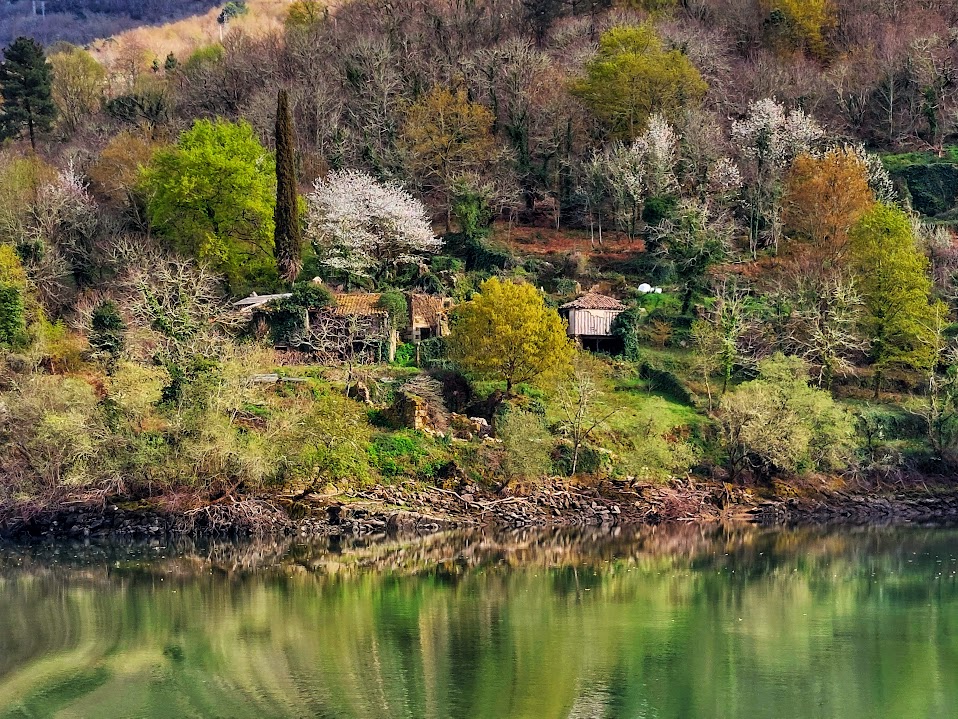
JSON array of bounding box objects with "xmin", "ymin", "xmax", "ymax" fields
[
  {"xmin": 0, "ymin": 37, "xmax": 57, "ymax": 150},
  {"xmin": 274, "ymin": 89, "xmax": 303, "ymax": 283}
]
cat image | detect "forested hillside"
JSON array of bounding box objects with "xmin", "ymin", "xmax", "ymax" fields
[{"xmin": 2, "ymin": 0, "xmax": 958, "ymax": 525}]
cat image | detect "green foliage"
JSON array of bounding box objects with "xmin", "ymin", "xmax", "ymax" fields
[
  {"xmin": 182, "ymin": 45, "xmax": 225, "ymax": 71},
  {"xmin": 451, "ymin": 178, "xmax": 496, "ymax": 240},
  {"xmin": 497, "ymin": 408, "xmax": 554, "ymax": 480},
  {"xmin": 89, "ymin": 300, "xmax": 126, "ymax": 368},
  {"xmin": 218, "ymin": 0, "xmax": 249, "ymax": 22},
  {"xmin": 447, "ymin": 277, "xmax": 575, "ymax": 394},
  {"xmin": 443, "ymin": 233, "xmax": 514, "ymax": 272},
  {"xmin": 719, "ymin": 354, "xmax": 856, "ymax": 482},
  {"xmin": 376, "ymin": 291, "xmax": 409, "ymax": 331},
  {"xmin": 612, "ymin": 306, "xmax": 645, "ymax": 361},
  {"xmin": 393, "ymin": 342, "xmax": 417, "ymax": 367},
  {"xmin": 0, "ymin": 37, "xmax": 57, "ymax": 149},
  {"xmin": 571, "ymin": 24, "xmax": 707, "ymax": 139},
  {"xmin": 266, "ymin": 282, "xmax": 332, "ymax": 344},
  {"xmin": 0, "ymin": 283, "xmax": 27, "ymax": 349},
  {"xmin": 291, "ymin": 391, "xmax": 372, "ymax": 485},
  {"xmin": 104, "ymin": 91, "xmax": 170, "ymax": 127},
  {"xmin": 849, "ymin": 203, "xmax": 938, "ymax": 393},
  {"xmin": 160, "ymin": 355, "xmax": 222, "ymax": 412},
  {"xmin": 368, "ymin": 431, "xmax": 447, "ymax": 481},
  {"xmin": 142, "ymin": 118, "xmax": 277, "ymax": 292}
]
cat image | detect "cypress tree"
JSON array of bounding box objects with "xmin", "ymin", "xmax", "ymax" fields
[
  {"xmin": 274, "ymin": 89, "xmax": 303, "ymax": 283},
  {"xmin": 0, "ymin": 37, "xmax": 57, "ymax": 151}
]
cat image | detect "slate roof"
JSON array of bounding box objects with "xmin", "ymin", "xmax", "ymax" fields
[{"xmin": 560, "ymin": 293, "xmax": 626, "ymax": 311}]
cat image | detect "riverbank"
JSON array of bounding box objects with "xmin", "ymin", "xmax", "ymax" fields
[{"xmin": 3, "ymin": 475, "xmax": 957, "ymax": 541}]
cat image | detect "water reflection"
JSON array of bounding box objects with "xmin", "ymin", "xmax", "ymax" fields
[{"xmin": 1, "ymin": 525, "xmax": 957, "ymax": 719}]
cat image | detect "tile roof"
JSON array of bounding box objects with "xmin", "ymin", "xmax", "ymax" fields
[
  {"xmin": 410, "ymin": 293, "xmax": 446, "ymax": 326},
  {"xmin": 560, "ymin": 292, "xmax": 626, "ymax": 311},
  {"xmin": 333, "ymin": 293, "xmax": 386, "ymax": 316}
]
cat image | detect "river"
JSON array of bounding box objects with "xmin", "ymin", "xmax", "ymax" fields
[{"xmin": 0, "ymin": 525, "xmax": 956, "ymax": 718}]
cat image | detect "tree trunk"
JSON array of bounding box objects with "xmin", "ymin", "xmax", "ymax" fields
[{"xmin": 274, "ymin": 89, "xmax": 303, "ymax": 283}]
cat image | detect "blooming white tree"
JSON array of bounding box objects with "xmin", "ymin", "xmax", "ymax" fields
[
  {"xmin": 305, "ymin": 170, "xmax": 441, "ymax": 284},
  {"xmin": 732, "ymin": 98, "xmax": 825, "ymax": 257},
  {"xmin": 582, "ymin": 115, "xmax": 681, "ymax": 241}
]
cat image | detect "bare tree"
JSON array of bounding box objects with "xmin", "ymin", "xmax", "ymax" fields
[{"xmin": 556, "ymin": 356, "xmax": 617, "ymax": 475}]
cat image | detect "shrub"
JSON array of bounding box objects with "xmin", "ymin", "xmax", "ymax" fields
[
  {"xmin": 498, "ymin": 408, "xmax": 554, "ymax": 480},
  {"xmin": 719, "ymin": 354, "xmax": 856, "ymax": 482}
]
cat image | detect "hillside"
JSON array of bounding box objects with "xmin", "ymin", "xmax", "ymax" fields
[{"xmin": 2, "ymin": 0, "xmax": 958, "ymax": 529}]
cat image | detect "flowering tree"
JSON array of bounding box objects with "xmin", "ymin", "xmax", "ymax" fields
[
  {"xmin": 583, "ymin": 114, "xmax": 680, "ymax": 240},
  {"xmin": 305, "ymin": 169, "xmax": 441, "ymax": 286},
  {"xmin": 732, "ymin": 98, "xmax": 824, "ymax": 257}
]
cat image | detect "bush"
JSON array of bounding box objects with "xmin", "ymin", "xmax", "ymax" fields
[
  {"xmin": 497, "ymin": 409, "xmax": 553, "ymax": 480},
  {"xmin": 0, "ymin": 284, "xmax": 27, "ymax": 349},
  {"xmin": 719, "ymin": 354, "xmax": 856, "ymax": 482},
  {"xmin": 368, "ymin": 431, "xmax": 446, "ymax": 480},
  {"xmin": 376, "ymin": 291, "xmax": 409, "ymax": 331}
]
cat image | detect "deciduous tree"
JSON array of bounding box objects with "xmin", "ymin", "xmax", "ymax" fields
[
  {"xmin": 571, "ymin": 24, "xmax": 707, "ymax": 140},
  {"xmin": 305, "ymin": 169, "xmax": 440, "ymax": 286},
  {"xmin": 849, "ymin": 203, "xmax": 939, "ymax": 397},
  {"xmin": 142, "ymin": 119, "xmax": 277, "ymax": 292},
  {"xmin": 782, "ymin": 147, "xmax": 874, "ymax": 264},
  {"xmin": 719, "ymin": 354, "xmax": 855, "ymax": 483},
  {"xmin": 447, "ymin": 277, "xmax": 574, "ymax": 395},
  {"xmin": 48, "ymin": 46, "xmax": 106, "ymax": 133},
  {"xmin": 400, "ymin": 87, "xmax": 499, "ymax": 229}
]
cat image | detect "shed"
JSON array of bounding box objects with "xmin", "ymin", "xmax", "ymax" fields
[{"xmin": 559, "ymin": 293, "xmax": 626, "ymax": 351}]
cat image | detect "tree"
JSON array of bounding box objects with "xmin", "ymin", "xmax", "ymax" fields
[
  {"xmin": 782, "ymin": 148, "xmax": 874, "ymax": 265},
  {"xmin": 556, "ymin": 354, "xmax": 618, "ymax": 475},
  {"xmin": 447, "ymin": 277, "xmax": 574, "ymax": 395},
  {"xmin": 274, "ymin": 89, "xmax": 303, "ymax": 284},
  {"xmin": 657, "ymin": 200, "xmax": 729, "ymax": 313},
  {"xmin": 400, "ymin": 87, "xmax": 499, "ymax": 229},
  {"xmin": 0, "ymin": 244, "xmax": 28, "ymax": 349},
  {"xmin": 0, "ymin": 37, "xmax": 57, "ymax": 150},
  {"xmin": 571, "ymin": 24, "xmax": 707, "ymax": 140},
  {"xmin": 89, "ymin": 300, "xmax": 126, "ymax": 371},
  {"xmin": 142, "ymin": 119, "xmax": 277, "ymax": 292},
  {"xmin": 781, "ymin": 274, "xmax": 866, "ymax": 389},
  {"xmin": 48, "ymin": 46, "xmax": 106, "ymax": 133},
  {"xmin": 286, "ymin": 0, "xmax": 327, "ymax": 27},
  {"xmin": 732, "ymin": 98, "xmax": 824, "ymax": 257},
  {"xmin": 761, "ymin": 0, "xmax": 835, "ymax": 58},
  {"xmin": 849, "ymin": 203, "xmax": 938, "ymax": 398},
  {"xmin": 719, "ymin": 354, "xmax": 855, "ymax": 483},
  {"xmin": 305, "ymin": 169, "xmax": 441, "ymax": 286}
]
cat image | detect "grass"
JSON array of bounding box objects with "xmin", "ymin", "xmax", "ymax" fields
[{"xmin": 881, "ymin": 145, "xmax": 958, "ymax": 172}]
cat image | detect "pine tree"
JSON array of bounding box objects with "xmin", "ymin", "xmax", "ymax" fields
[
  {"xmin": 0, "ymin": 37, "xmax": 57, "ymax": 151},
  {"xmin": 274, "ymin": 89, "xmax": 303, "ymax": 283}
]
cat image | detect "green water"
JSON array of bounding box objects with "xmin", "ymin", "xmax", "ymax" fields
[{"xmin": 0, "ymin": 526, "xmax": 957, "ymax": 718}]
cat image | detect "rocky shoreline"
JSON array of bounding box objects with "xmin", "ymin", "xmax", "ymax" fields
[{"xmin": 2, "ymin": 477, "xmax": 957, "ymax": 542}]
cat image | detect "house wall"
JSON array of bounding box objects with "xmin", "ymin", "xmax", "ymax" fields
[{"xmin": 567, "ymin": 309, "xmax": 621, "ymax": 337}]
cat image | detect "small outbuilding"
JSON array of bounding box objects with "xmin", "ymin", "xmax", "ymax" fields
[{"xmin": 559, "ymin": 292, "xmax": 627, "ymax": 352}]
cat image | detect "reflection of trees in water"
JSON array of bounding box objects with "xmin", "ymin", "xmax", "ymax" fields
[{"xmin": 1, "ymin": 526, "xmax": 957, "ymax": 718}]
